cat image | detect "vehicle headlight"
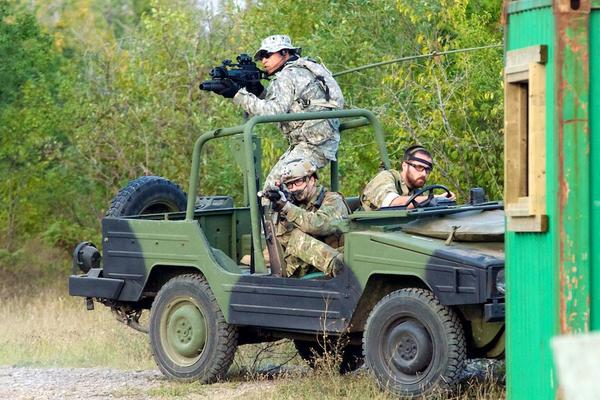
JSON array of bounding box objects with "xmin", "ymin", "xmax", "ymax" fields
[{"xmin": 495, "ymin": 269, "xmax": 505, "ymax": 294}]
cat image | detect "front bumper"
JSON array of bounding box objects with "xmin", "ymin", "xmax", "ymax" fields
[
  {"xmin": 69, "ymin": 268, "xmax": 124, "ymax": 299},
  {"xmin": 484, "ymin": 300, "xmax": 505, "ymax": 322}
]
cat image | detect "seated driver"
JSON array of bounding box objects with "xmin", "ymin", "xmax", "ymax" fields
[
  {"xmin": 263, "ymin": 159, "xmax": 349, "ymax": 278},
  {"xmin": 360, "ymin": 145, "xmax": 455, "ymax": 210}
]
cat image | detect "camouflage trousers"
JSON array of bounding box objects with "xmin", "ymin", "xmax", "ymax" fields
[
  {"xmin": 263, "ymin": 140, "xmax": 337, "ymax": 189},
  {"xmin": 277, "ymin": 228, "xmax": 340, "ymax": 277}
]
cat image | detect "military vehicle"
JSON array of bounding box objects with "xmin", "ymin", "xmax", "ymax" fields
[{"xmin": 69, "ymin": 109, "xmax": 505, "ymax": 396}]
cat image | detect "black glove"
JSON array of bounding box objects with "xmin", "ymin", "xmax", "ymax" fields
[
  {"xmin": 215, "ymin": 79, "xmax": 240, "ymax": 98},
  {"xmin": 246, "ymin": 81, "xmax": 264, "ymax": 97},
  {"xmin": 263, "ymin": 186, "xmax": 288, "ymax": 212}
]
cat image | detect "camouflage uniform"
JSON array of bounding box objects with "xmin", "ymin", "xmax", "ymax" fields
[
  {"xmin": 360, "ymin": 169, "xmax": 413, "ymax": 211},
  {"xmin": 276, "ymin": 185, "xmax": 349, "ymax": 277},
  {"xmin": 233, "ymin": 57, "xmax": 344, "ymax": 187}
]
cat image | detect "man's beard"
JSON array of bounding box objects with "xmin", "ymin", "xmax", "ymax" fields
[{"xmin": 408, "ymin": 176, "xmax": 426, "ymax": 189}]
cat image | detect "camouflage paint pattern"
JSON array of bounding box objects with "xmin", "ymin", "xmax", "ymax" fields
[
  {"xmin": 69, "ymin": 109, "xmax": 504, "ymax": 385},
  {"xmin": 360, "ymin": 169, "xmax": 411, "ymax": 211}
]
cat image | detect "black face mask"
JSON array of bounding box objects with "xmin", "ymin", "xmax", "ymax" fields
[{"xmin": 289, "ymin": 187, "xmax": 306, "ymax": 203}]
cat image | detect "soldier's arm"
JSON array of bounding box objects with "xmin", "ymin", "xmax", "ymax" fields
[
  {"xmin": 360, "ymin": 171, "xmax": 399, "ymax": 210},
  {"xmin": 232, "ymin": 73, "xmax": 295, "ymax": 116},
  {"xmin": 282, "ymin": 195, "xmax": 348, "ymax": 235},
  {"xmin": 388, "ymin": 190, "xmax": 456, "ymax": 208}
]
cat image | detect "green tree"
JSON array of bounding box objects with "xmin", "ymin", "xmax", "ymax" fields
[{"xmin": 0, "ymin": 1, "xmax": 97, "ymax": 251}]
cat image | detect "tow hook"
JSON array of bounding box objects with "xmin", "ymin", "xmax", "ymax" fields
[{"xmin": 112, "ymin": 307, "xmax": 149, "ymax": 334}]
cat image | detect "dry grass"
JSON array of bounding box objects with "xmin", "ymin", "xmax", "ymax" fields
[{"xmin": 0, "ymin": 285, "xmax": 154, "ymax": 369}]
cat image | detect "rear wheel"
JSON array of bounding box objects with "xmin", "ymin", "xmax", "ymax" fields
[
  {"xmin": 363, "ymin": 288, "xmax": 465, "ymax": 396},
  {"xmin": 149, "ymin": 274, "xmax": 237, "ymax": 382},
  {"xmin": 106, "ymin": 176, "xmax": 186, "ymax": 217}
]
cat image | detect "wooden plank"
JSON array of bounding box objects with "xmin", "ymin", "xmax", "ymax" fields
[
  {"xmin": 528, "ymin": 62, "xmax": 547, "ymax": 216},
  {"xmin": 504, "ymin": 81, "xmax": 529, "ymax": 205},
  {"xmin": 507, "ymin": 214, "xmax": 548, "ymax": 232},
  {"xmin": 505, "ymin": 45, "xmax": 548, "ymax": 82}
]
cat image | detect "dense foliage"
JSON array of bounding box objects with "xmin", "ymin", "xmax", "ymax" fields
[{"xmin": 0, "ymin": 0, "xmax": 503, "ymax": 256}]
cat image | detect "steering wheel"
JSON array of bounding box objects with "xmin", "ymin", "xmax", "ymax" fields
[{"xmin": 402, "ymin": 184, "xmax": 453, "ymax": 209}]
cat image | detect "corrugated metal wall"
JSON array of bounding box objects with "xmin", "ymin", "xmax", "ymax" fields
[{"xmin": 505, "ymin": 1, "xmax": 598, "ymax": 398}]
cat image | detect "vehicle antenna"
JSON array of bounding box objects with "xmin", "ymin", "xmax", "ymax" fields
[{"xmin": 332, "ymin": 43, "xmax": 502, "ymax": 78}]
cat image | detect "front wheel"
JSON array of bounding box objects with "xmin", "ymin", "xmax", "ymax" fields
[
  {"xmin": 363, "ymin": 288, "xmax": 466, "ymax": 396},
  {"xmin": 149, "ymin": 274, "xmax": 237, "ymax": 382}
]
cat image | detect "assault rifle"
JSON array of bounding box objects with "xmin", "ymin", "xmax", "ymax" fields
[{"xmin": 199, "ymin": 53, "xmax": 267, "ymax": 94}]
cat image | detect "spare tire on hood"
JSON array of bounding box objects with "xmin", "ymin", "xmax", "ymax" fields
[{"xmin": 106, "ymin": 176, "xmax": 187, "ymax": 217}]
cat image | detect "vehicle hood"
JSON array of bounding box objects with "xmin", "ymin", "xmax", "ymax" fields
[
  {"xmin": 401, "ymin": 209, "xmax": 504, "ymax": 242},
  {"xmin": 366, "ymin": 229, "xmax": 504, "ymax": 269}
]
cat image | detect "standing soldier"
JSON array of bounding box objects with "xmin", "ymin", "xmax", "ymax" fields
[
  {"xmin": 212, "ymin": 34, "xmax": 344, "ymax": 187},
  {"xmin": 262, "ymin": 160, "xmax": 349, "ymax": 278}
]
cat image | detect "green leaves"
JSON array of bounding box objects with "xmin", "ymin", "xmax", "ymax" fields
[{"xmin": 0, "ymin": 0, "xmax": 504, "ymax": 252}]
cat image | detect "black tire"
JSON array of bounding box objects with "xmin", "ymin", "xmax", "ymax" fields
[
  {"xmin": 294, "ymin": 339, "xmax": 364, "ymax": 374},
  {"xmin": 106, "ymin": 176, "xmax": 186, "ymax": 217},
  {"xmin": 363, "ymin": 288, "xmax": 466, "ymax": 396},
  {"xmin": 149, "ymin": 274, "xmax": 238, "ymax": 382}
]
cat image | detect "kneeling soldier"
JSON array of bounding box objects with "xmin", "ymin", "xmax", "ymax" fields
[{"xmin": 263, "ymin": 160, "xmax": 348, "ymax": 278}]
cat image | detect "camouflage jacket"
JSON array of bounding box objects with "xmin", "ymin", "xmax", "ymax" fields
[
  {"xmin": 360, "ymin": 169, "xmax": 412, "ymax": 211},
  {"xmin": 277, "ymin": 185, "xmax": 349, "ymax": 246},
  {"xmin": 233, "ymin": 57, "xmax": 344, "ymax": 160}
]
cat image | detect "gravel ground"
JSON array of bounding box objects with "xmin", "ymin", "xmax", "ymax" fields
[
  {"xmin": 0, "ymin": 360, "xmax": 503, "ymax": 400},
  {"xmin": 0, "ymin": 366, "xmax": 278, "ymax": 400},
  {"xmin": 0, "ymin": 366, "xmax": 164, "ymax": 400}
]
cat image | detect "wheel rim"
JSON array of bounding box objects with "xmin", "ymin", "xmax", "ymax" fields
[
  {"xmin": 160, "ymin": 297, "xmax": 207, "ymax": 366},
  {"xmin": 383, "ymin": 317, "xmax": 433, "ymax": 381}
]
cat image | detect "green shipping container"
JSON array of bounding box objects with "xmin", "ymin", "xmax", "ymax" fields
[{"xmin": 504, "ymin": 0, "xmax": 600, "ymax": 398}]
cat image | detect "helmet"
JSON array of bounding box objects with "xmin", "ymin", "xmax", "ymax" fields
[
  {"xmin": 254, "ymin": 34, "xmax": 301, "ymax": 60},
  {"xmin": 280, "ymin": 159, "xmax": 317, "ymax": 184}
]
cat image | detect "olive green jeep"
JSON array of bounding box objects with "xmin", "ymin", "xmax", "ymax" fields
[{"xmin": 69, "ymin": 109, "xmax": 505, "ymax": 396}]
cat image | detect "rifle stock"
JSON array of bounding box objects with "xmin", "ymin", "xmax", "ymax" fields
[{"xmin": 261, "ymin": 209, "xmax": 286, "ymax": 277}]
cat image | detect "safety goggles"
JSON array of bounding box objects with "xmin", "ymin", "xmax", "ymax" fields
[
  {"xmin": 405, "ymin": 161, "xmax": 432, "ymax": 174},
  {"xmin": 284, "ymin": 176, "xmax": 308, "ymax": 189}
]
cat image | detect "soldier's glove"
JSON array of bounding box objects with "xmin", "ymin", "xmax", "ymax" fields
[
  {"xmin": 263, "ymin": 186, "xmax": 288, "ymax": 212},
  {"xmin": 245, "ymin": 81, "xmax": 264, "ymax": 97},
  {"xmin": 215, "ymin": 79, "xmax": 240, "ymax": 98}
]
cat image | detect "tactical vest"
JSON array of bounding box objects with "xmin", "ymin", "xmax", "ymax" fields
[{"xmin": 289, "ymin": 58, "xmax": 344, "ymax": 110}]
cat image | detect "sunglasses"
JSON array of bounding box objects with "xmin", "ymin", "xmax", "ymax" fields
[
  {"xmin": 258, "ymin": 51, "xmax": 275, "ymax": 60},
  {"xmin": 405, "ymin": 161, "xmax": 432, "ymax": 174}
]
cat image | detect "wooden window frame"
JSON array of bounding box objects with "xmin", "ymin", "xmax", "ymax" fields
[{"xmin": 504, "ymin": 45, "xmax": 548, "ymax": 232}]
